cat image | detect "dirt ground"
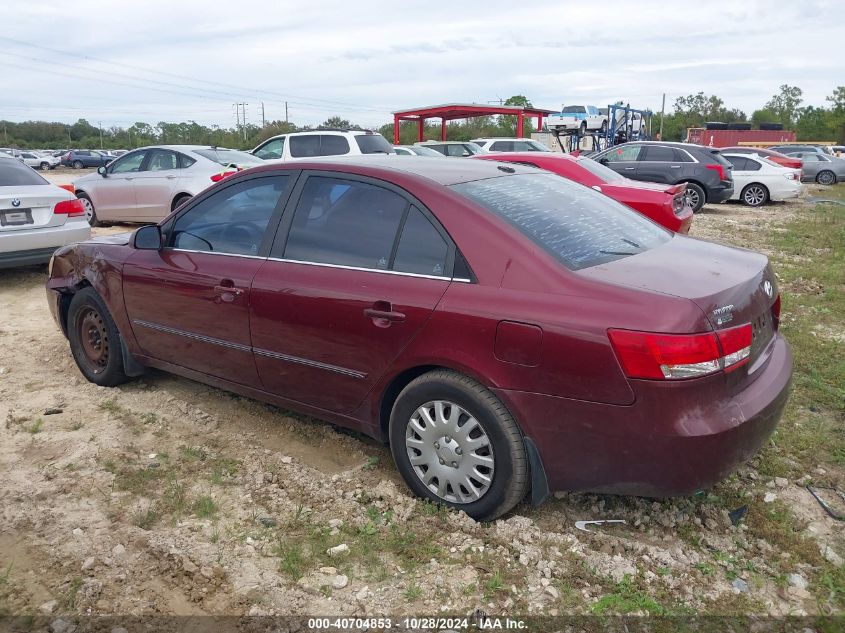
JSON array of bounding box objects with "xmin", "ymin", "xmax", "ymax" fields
[{"xmin": 0, "ymin": 181, "xmax": 842, "ymax": 620}]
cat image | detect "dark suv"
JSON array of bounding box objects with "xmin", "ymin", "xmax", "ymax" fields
[
  {"xmin": 592, "ymin": 142, "xmax": 734, "ymax": 212},
  {"xmin": 60, "ymin": 150, "xmax": 114, "ymax": 169}
]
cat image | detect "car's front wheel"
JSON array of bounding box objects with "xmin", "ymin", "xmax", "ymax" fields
[
  {"xmin": 72, "ymin": 160, "xmax": 84, "ymax": 169},
  {"xmin": 389, "ymin": 370, "xmax": 529, "ymax": 521},
  {"xmin": 40, "ymin": 161, "xmax": 50, "ymax": 171},
  {"xmin": 817, "ymin": 170, "xmax": 837, "ymax": 185},
  {"xmin": 685, "ymin": 183, "xmax": 706, "ymax": 213},
  {"xmin": 76, "ymin": 193, "xmax": 99, "ymax": 226},
  {"xmin": 67, "ymin": 288, "xmax": 130, "ymax": 387},
  {"xmin": 741, "ymin": 183, "xmax": 769, "ymax": 207}
]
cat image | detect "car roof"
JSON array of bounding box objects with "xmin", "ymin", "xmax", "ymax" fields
[
  {"xmin": 471, "ymin": 137, "xmax": 538, "ymax": 142},
  {"xmin": 242, "ymin": 155, "xmax": 538, "ymax": 186}
]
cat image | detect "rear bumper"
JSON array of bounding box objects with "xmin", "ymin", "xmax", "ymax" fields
[
  {"xmin": 0, "ymin": 246, "xmax": 59, "ymax": 268},
  {"xmin": 0, "ymin": 222, "xmax": 90, "ymax": 264},
  {"xmin": 497, "ymin": 333, "xmax": 792, "ymax": 496},
  {"xmin": 708, "ymin": 184, "xmax": 734, "ymax": 203},
  {"xmin": 770, "ymin": 181, "xmax": 803, "ymax": 201}
]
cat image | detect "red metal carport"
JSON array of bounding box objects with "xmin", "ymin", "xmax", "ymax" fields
[{"xmin": 391, "ymin": 103, "xmax": 558, "ymax": 144}]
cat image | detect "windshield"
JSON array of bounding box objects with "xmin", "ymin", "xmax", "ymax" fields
[
  {"xmin": 451, "ymin": 173, "xmax": 670, "ymax": 270},
  {"xmin": 576, "ymin": 157, "xmax": 625, "ymax": 182},
  {"xmin": 194, "ymin": 148, "xmax": 264, "ymax": 166},
  {"xmin": 354, "ymin": 134, "xmax": 394, "ymax": 154},
  {"xmin": 0, "ymin": 158, "xmax": 49, "ymax": 186}
]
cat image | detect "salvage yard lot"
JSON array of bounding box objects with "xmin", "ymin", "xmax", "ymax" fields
[{"xmin": 0, "ymin": 190, "xmax": 843, "ymax": 618}]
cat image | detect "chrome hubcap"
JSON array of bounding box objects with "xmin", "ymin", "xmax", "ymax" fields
[
  {"xmin": 744, "ymin": 187, "xmax": 765, "ymax": 206},
  {"xmin": 80, "ymin": 198, "xmax": 94, "ymax": 222},
  {"xmin": 405, "ymin": 400, "xmax": 494, "ymax": 504},
  {"xmin": 819, "ymin": 171, "xmax": 834, "ymax": 185},
  {"xmin": 686, "ymin": 189, "xmax": 700, "ymax": 208}
]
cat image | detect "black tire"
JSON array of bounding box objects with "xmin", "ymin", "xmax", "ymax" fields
[
  {"xmin": 389, "ymin": 370, "xmax": 529, "ymax": 521},
  {"xmin": 72, "ymin": 160, "xmax": 84, "ymax": 169},
  {"xmin": 816, "ymin": 170, "xmax": 837, "ymax": 186},
  {"xmin": 600, "ymin": 120, "xmax": 608, "ymax": 134},
  {"xmin": 685, "ymin": 183, "xmax": 706, "ymax": 213},
  {"xmin": 579, "ymin": 121, "xmax": 587, "ymax": 136},
  {"xmin": 741, "ymin": 183, "xmax": 769, "ymax": 207},
  {"xmin": 67, "ymin": 288, "xmax": 130, "ymax": 387},
  {"xmin": 172, "ymin": 194, "xmax": 192, "ymax": 212},
  {"xmin": 40, "ymin": 161, "xmax": 50, "ymax": 171},
  {"xmin": 76, "ymin": 192, "xmax": 99, "ymax": 227}
]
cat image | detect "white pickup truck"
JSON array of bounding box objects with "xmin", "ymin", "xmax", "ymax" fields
[{"xmin": 546, "ymin": 105, "xmax": 608, "ymax": 134}]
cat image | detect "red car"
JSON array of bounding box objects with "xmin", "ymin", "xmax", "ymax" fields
[
  {"xmin": 46, "ymin": 157, "xmax": 792, "ymax": 520},
  {"xmin": 474, "ymin": 152, "xmax": 693, "ymax": 233},
  {"xmin": 720, "ymin": 147, "xmax": 803, "ymax": 171}
]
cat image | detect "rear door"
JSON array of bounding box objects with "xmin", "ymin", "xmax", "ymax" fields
[
  {"xmin": 123, "ymin": 174, "xmax": 293, "ymax": 387},
  {"xmin": 250, "ymin": 172, "xmax": 454, "ymax": 414},
  {"xmin": 132, "ymin": 149, "xmax": 181, "ymax": 221},
  {"xmin": 637, "ymin": 144, "xmax": 681, "ymax": 184},
  {"xmin": 599, "ymin": 143, "xmax": 643, "ymax": 178}
]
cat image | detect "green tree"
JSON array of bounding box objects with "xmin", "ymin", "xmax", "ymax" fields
[{"xmin": 764, "ymin": 85, "xmax": 803, "ymax": 127}]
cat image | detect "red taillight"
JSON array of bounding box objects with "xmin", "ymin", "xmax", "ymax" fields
[
  {"xmin": 771, "ymin": 294, "xmax": 781, "ymax": 330},
  {"xmin": 210, "ymin": 168, "xmax": 241, "ymax": 182},
  {"xmin": 706, "ymin": 163, "xmax": 727, "ymax": 181},
  {"xmin": 53, "ymin": 199, "xmax": 85, "ymax": 217},
  {"xmin": 608, "ymin": 323, "xmax": 752, "ymax": 380},
  {"xmin": 58, "ymin": 184, "xmax": 75, "ymax": 194}
]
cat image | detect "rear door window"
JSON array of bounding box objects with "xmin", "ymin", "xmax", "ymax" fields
[
  {"xmin": 282, "ymin": 176, "xmax": 407, "ymax": 270},
  {"xmin": 452, "ymin": 173, "xmax": 670, "ymax": 270},
  {"xmin": 641, "ymin": 145, "xmax": 675, "ymax": 162},
  {"xmin": 289, "ymin": 135, "xmax": 322, "ymax": 158},
  {"xmin": 726, "ymin": 156, "xmax": 749, "ymax": 170},
  {"xmin": 319, "ymin": 135, "xmax": 351, "ymax": 156}
]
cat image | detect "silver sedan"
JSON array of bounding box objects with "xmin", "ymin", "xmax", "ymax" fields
[
  {"xmin": 73, "ymin": 145, "xmax": 265, "ymax": 225},
  {"xmin": 785, "ymin": 151, "xmax": 845, "ymax": 185}
]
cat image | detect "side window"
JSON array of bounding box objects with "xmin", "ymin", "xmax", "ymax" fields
[
  {"xmin": 512, "ymin": 141, "xmax": 541, "ymax": 152},
  {"xmin": 604, "ymin": 144, "xmax": 641, "ymax": 162},
  {"xmin": 289, "ymin": 136, "xmax": 321, "ymax": 158},
  {"xmin": 146, "ymin": 150, "xmax": 179, "ymax": 171},
  {"xmin": 170, "ymin": 176, "xmax": 289, "ymax": 256},
  {"xmin": 110, "ymin": 150, "xmax": 147, "ymax": 174},
  {"xmin": 255, "ymin": 137, "xmax": 285, "ymax": 160},
  {"xmin": 725, "ymin": 156, "xmax": 747, "ymax": 170},
  {"xmin": 674, "ymin": 149, "xmax": 695, "ymax": 162},
  {"xmin": 745, "ymin": 158, "xmax": 761, "ymax": 172},
  {"xmin": 491, "ymin": 141, "xmax": 514, "ymax": 152},
  {"xmin": 446, "ymin": 145, "xmax": 467, "ymax": 157},
  {"xmin": 642, "ymin": 145, "xmax": 675, "ymax": 162},
  {"xmin": 178, "ymin": 153, "xmax": 196, "ymax": 168},
  {"xmin": 393, "ymin": 206, "xmax": 449, "ymax": 276},
  {"xmin": 283, "ymin": 176, "xmax": 407, "ymax": 270},
  {"xmin": 319, "ymin": 135, "xmax": 351, "ymax": 156}
]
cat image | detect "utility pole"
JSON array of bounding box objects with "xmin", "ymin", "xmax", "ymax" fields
[
  {"xmin": 240, "ymin": 103, "xmax": 249, "ymax": 141},
  {"xmin": 98, "ymin": 122, "xmax": 104, "ymax": 149},
  {"xmin": 234, "ymin": 103, "xmax": 241, "ymax": 134},
  {"xmin": 261, "ymin": 102, "xmax": 266, "ymax": 128},
  {"xmin": 285, "ymin": 101, "xmax": 288, "ymax": 124},
  {"xmin": 658, "ymin": 93, "xmax": 666, "ymax": 140}
]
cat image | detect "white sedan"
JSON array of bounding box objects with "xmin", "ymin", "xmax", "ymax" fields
[
  {"xmin": 0, "ymin": 156, "xmax": 90, "ymax": 268},
  {"xmin": 73, "ymin": 145, "xmax": 265, "ymax": 225},
  {"xmin": 721, "ymin": 152, "xmax": 802, "ymax": 207}
]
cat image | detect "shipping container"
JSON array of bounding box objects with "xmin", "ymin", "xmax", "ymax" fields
[{"xmin": 685, "ymin": 128, "xmax": 796, "ymax": 147}]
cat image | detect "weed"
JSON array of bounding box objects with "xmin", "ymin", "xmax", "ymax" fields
[
  {"xmin": 276, "ymin": 543, "xmax": 305, "ymax": 581},
  {"xmin": 483, "ymin": 570, "xmax": 505, "ymax": 600},
  {"xmin": 363, "ymin": 456, "xmax": 379, "ymax": 470},
  {"xmin": 27, "ymin": 419, "xmax": 43, "ymax": 434},
  {"xmin": 193, "ymin": 495, "xmax": 217, "ymax": 519},
  {"xmin": 591, "ymin": 575, "xmax": 665, "ymax": 616},
  {"xmin": 404, "ymin": 583, "xmax": 422, "ymax": 601},
  {"xmin": 58, "ymin": 576, "xmax": 82, "ymax": 611},
  {"xmin": 133, "ymin": 504, "xmax": 158, "ymax": 530}
]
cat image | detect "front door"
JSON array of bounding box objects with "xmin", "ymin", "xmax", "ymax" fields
[
  {"xmin": 636, "ymin": 144, "xmax": 681, "ymax": 184},
  {"xmin": 599, "ymin": 143, "xmax": 643, "ymax": 179},
  {"xmin": 131, "ymin": 148, "xmax": 181, "ymax": 221},
  {"xmin": 93, "ymin": 149, "xmax": 148, "ymax": 221},
  {"xmin": 123, "ymin": 174, "xmax": 293, "ymax": 387},
  {"xmin": 250, "ymin": 174, "xmax": 454, "ymax": 414}
]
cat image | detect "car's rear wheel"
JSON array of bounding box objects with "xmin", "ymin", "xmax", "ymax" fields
[
  {"xmin": 685, "ymin": 183, "xmax": 706, "ymax": 213},
  {"xmin": 76, "ymin": 193, "xmax": 99, "ymax": 226},
  {"xmin": 67, "ymin": 288, "xmax": 129, "ymax": 387},
  {"xmin": 72, "ymin": 160, "xmax": 84, "ymax": 169},
  {"xmin": 389, "ymin": 370, "xmax": 529, "ymax": 521},
  {"xmin": 579, "ymin": 121, "xmax": 587, "ymax": 136},
  {"xmin": 40, "ymin": 161, "xmax": 50, "ymax": 171},
  {"xmin": 741, "ymin": 183, "xmax": 769, "ymax": 207},
  {"xmin": 817, "ymin": 170, "xmax": 837, "ymax": 185}
]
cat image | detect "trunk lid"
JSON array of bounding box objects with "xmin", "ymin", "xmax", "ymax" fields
[
  {"xmin": 579, "ymin": 235, "xmax": 779, "ymax": 386},
  {"xmin": 0, "ymin": 185, "xmax": 71, "ymax": 231}
]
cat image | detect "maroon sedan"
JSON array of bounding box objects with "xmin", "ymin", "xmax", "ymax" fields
[
  {"xmin": 46, "ymin": 157, "xmax": 791, "ymax": 520},
  {"xmin": 474, "ymin": 152, "xmax": 693, "ymax": 233}
]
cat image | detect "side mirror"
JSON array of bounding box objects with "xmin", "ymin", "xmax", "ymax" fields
[
  {"xmin": 599, "ymin": 157, "xmax": 609, "ymax": 165},
  {"xmin": 132, "ymin": 225, "xmax": 162, "ymax": 250},
  {"xmin": 97, "ymin": 166, "xmax": 107, "ymax": 176}
]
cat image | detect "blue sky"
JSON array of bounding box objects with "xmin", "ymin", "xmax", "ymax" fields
[{"xmin": 3, "ymin": 0, "xmax": 843, "ymax": 129}]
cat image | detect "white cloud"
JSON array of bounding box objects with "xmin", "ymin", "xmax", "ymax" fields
[{"xmin": 2, "ymin": 0, "xmax": 843, "ymax": 128}]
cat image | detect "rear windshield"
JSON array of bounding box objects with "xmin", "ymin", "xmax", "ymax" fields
[
  {"xmin": 354, "ymin": 134, "xmax": 394, "ymax": 154},
  {"xmin": 0, "ymin": 158, "xmax": 48, "ymax": 186},
  {"xmin": 193, "ymin": 148, "xmax": 264, "ymax": 166},
  {"xmin": 451, "ymin": 173, "xmax": 670, "ymax": 270},
  {"xmin": 562, "ymin": 106, "xmax": 586, "ymax": 114}
]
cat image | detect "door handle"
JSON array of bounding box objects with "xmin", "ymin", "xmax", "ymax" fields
[
  {"xmin": 364, "ymin": 301, "xmax": 405, "ymax": 327},
  {"xmin": 165, "ymin": 175, "xmax": 176, "ymax": 179},
  {"xmin": 623, "ymin": 167, "xmax": 635, "ymax": 170},
  {"xmin": 213, "ymin": 280, "xmax": 244, "ymax": 302},
  {"xmin": 670, "ymin": 165, "xmax": 681, "ymax": 168}
]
